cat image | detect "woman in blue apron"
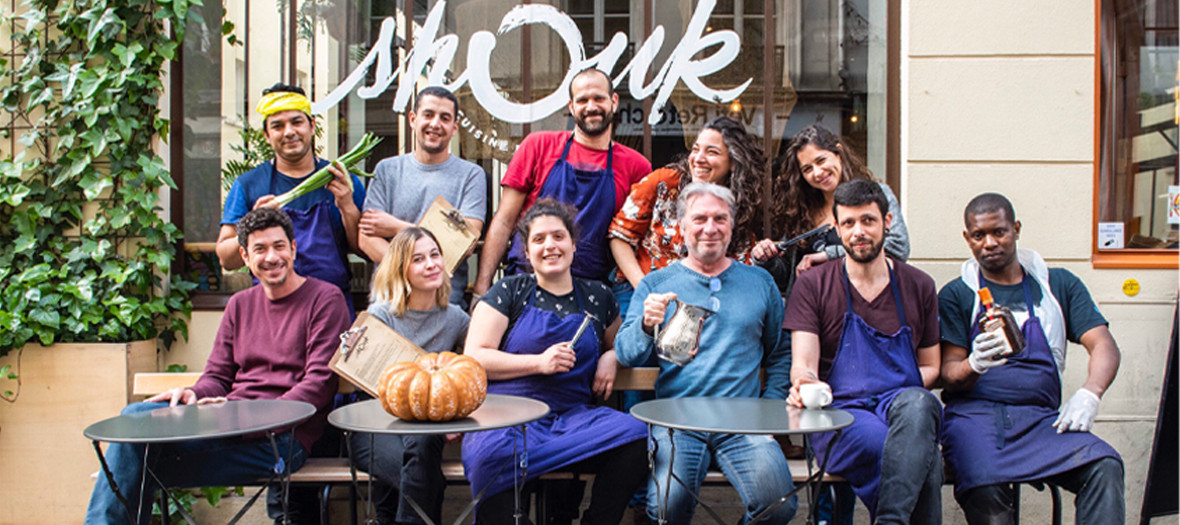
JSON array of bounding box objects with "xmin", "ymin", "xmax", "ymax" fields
[
  {"xmin": 505, "ymin": 134, "xmax": 616, "ymax": 282},
  {"xmin": 463, "ymin": 199, "xmax": 647, "ymax": 525},
  {"xmin": 941, "ymin": 272, "xmax": 1121, "ymax": 516},
  {"xmin": 808, "ymin": 263, "xmax": 943, "ymax": 524}
]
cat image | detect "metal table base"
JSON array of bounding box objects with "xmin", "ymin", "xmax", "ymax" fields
[
  {"xmin": 631, "ymin": 397, "xmax": 854, "ymax": 525},
  {"xmin": 84, "ymin": 400, "xmax": 317, "ymax": 525},
  {"xmin": 328, "ymin": 395, "xmax": 550, "ymax": 525}
]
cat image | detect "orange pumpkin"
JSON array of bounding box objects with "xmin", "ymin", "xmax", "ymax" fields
[{"xmin": 377, "ymin": 351, "xmax": 488, "ymax": 421}]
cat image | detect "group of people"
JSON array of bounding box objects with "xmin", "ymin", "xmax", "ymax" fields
[{"xmin": 85, "ymin": 67, "xmax": 1125, "ymax": 525}]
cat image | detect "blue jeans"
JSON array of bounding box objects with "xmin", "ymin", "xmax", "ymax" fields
[
  {"xmin": 348, "ymin": 432, "xmax": 447, "ymax": 524},
  {"xmin": 612, "ymin": 278, "xmax": 635, "ymax": 323},
  {"xmin": 647, "ymin": 428, "xmax": 797, "ymax": 524},
  {"xmin": 84, "ymin": 402, "xmax": 307, "ymax": 525}
]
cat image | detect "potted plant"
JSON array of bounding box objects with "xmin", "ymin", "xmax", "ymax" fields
[{"xmin": 0, "ymin": 1, "xmax": 199, "ymax": 522}]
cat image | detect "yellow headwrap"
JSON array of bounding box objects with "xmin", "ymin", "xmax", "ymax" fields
[{"xmin": 256, "ymin": 91, "xmax": 312, "ymax": 118}]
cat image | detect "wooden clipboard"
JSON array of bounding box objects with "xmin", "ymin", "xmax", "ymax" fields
[
  {"xmin": 417, "ymin": 196, "xmax": 478, "ymax": 276},
  {"xmin": 329, "ymin": 312, "xmax": 426, "ymax": 397}
]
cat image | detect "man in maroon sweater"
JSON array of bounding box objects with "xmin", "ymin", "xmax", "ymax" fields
[{"xmin": 85, "ymin": 207, "xmax": 350, "ymax": 525}]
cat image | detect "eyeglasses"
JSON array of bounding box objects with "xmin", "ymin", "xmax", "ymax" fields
[{"xmin": 708, "ymin": 277, "xmax": 721, "ymax": 311}]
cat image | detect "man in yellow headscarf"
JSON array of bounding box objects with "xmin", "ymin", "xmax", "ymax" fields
[{"xmin": 215, "ymin": 83, "xmax": 366, "ymax": 316}]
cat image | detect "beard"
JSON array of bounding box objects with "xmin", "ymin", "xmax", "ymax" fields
[
  {"xmin": 845, "ymin": 236, "xmax": 885, "ymax": 263},
  {"xmin": 574, "ymin": 108, "xmax": 614, "ymax": 137}
]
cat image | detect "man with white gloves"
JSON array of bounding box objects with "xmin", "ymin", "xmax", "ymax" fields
[{"xmin": 938, "ymin": 193, "xmax": 1124, "ymax": 525}]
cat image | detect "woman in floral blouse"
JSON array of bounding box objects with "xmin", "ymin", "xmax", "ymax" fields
[{"xmin": 608, "ymin": 116, "xmax": 770, "ymax": 315}]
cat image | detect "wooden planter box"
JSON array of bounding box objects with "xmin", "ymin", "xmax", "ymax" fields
[{"xmin": 0, "ymin": 340, "xmax": 156, "ymax": 524}]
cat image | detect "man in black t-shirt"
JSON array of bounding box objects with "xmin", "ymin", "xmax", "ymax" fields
[{"xmin": 939, "ymin": 193, "xmax": 1124, "ymax": 525}]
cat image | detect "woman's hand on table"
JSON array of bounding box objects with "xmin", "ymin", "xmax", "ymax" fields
[
  {"xmin": 536, "ymin": 342, "xmax": 576, "ymax": 375},
  {"xmin": 593, "ymin": 350, "xmax": 619, "ymax": 400},
  {"xmin": 196, "ymin": 396, "xmax": 228, "ymax": 405},
  {"xmin": 147, "ymin": 387, "xmax": 197, "ymax": 406}
]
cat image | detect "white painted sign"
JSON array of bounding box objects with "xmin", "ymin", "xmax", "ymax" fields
[
  {"xmin": 1168, "ymin": 185, "xmax": 1180, "ymax": 225},
  {"xmin": 312, "ymin": 0, "xmax": 749, "ymax": 126},
  {"xmin": 1097, "ymin": 222, "xmax": 1125, "ymax": 250}
]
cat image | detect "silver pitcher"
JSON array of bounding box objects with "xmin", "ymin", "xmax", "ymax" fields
[{"xmin": 653, "ymin": 299, "xmax": 714, "ymax": 366}]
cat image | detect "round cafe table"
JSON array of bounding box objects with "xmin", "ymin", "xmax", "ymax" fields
[
  {"xmin": 84, "ymin": 399, "xmax": 316, "ymax": 525},
  {"xmin": 631, "ymin": 397, "xmax": 854, "ymax": 525},
  {"xmin": 328, "ymin": 395, "xmax": 550, "ymax": 525}
]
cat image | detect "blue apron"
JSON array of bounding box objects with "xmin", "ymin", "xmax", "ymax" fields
[
  {"xmin": 941, "ymin": 273, "xmax": 1120, "ymax": 496},
  {"xmin": 461, "ymin": 280, "xmax": 646, "ymax": 505},
  {"xmin": 811, "ymin": 263, "xmax": 924, "ymax": 515},
  {"xmin": 260, "ymin": 162, "xmax": 355, "ymax": 316},
  {"xmin": 506, "ymin": 135, "xmax": 616, "ymax": 282}
]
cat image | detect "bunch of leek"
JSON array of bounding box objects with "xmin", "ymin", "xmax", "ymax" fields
[{"xmin": 274, "ymin": 133, "xmax": 384, "ymax": 207}]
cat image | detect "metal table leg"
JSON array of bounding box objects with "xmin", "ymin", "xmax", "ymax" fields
[
  {"xmin": 515, "ymin": 423, "xmax": 529, "ymax": 525},
  {"xmin": 91, "ymin": 440, "xmax": 139, "ymax": 525}
]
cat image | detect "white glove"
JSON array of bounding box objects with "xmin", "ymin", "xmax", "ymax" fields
[
  {"xmin": 968, "ymin": 331, "xmax": 1008, "ymax": 374},
  {"xmin": 1054, "ymin": 388, "xmax": 1100, "ymax": 433}
]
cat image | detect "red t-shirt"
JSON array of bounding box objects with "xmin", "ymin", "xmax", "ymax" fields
[
  {"xmin": 502, "ymin": 131, "xmax": 652, "ymax": 212},
  {"xmin": 784, "ymin": 258, "xmax": 940, "ymax": 378}
]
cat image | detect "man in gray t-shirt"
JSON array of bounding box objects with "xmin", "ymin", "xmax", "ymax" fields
[{"xmin": 359, "ymin": 86, "xmax": 487, "ymax": 305}]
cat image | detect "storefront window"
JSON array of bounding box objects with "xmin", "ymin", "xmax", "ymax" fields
[
  {"xmin": 1097, "ymin": 0, "xmax": 1178, "ymax": 266},
  {"xmin": 175, "ymin": 0, "xmax": 893, "ymax": 301}
]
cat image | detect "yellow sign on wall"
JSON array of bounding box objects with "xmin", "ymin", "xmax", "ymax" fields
[{"xmin": 1122, "ymin": 279, "xmax": 1140, "ymax": 297}]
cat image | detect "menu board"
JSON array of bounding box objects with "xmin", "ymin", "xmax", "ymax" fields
[
  {"xmin": 417, "ymin": 196, "xmax": 479, "ymax": 276},
  {"xmin": 329, "ymin": 312, "xmax": 425, "ymax": 397}
]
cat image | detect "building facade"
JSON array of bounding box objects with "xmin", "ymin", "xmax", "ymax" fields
[{"xmin": 159, "ymin": 1, "xmax": 1175, "ymax": 523}]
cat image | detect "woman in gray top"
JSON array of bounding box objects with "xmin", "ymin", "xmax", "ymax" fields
[
  {"xmin": 754, "ymin": 124, "xmax": 911, "ymax": 296},
  {"xmin": 353, "ymin": 227, "xmax": 469, "ymax": 525}
]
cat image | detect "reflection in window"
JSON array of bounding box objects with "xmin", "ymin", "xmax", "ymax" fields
[
  {"xmin": 175, "ymin": 0, "xmax": 892, "ymax": 294},
  {"xmin": 1100, "ymin": 0, "xmax": 1178, "ymax": 251}
]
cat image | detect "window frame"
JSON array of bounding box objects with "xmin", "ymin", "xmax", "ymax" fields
[{"xmin": 1092, "ymin": 0, "xmax": 1178, "ymax": 269}]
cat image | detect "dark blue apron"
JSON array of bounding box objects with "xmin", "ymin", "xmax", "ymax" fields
[
  {"xmin": 262, "ymin": 162, "xmax": 355, "ymax": 316},
  {"xmin": 811, "ymin": 263, "xmax": 924, "ymax": 515},
  {"xmin": 461, "ymin": 280, "xmax": 646, "ymax": 506},
  {"xmin": 506, "ymin": 135, "xmax": 616, "ymax": 281},
  {"xmin": 941, "ymin": 273, "xmax": 1120, "ymax": 496}
]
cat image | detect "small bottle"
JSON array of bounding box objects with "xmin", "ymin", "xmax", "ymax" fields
[{"xmin": 977, "ymin": 287, "xmax": 1026, "ymax": 356}]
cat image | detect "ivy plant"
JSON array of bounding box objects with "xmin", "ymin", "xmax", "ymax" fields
[{"xmin": 0, "ymin": 0, "xmax": 200, "ymax": 357}]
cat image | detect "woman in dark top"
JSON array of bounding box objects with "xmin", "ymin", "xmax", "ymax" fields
[{"xmin": 463, "ymin": 199, "xmax": 648, "ymax": 525}]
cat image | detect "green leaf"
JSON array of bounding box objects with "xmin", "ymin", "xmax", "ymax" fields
[
  {"xmin": 1, "ymin": 184, "xmax": 30, "ymax": 206},
  {"xmin": 86, "ymin": 8, "xmax": 121, "ymax": 48},
  {"xmin": 28, "ymin": 308, "xmax": 60, "ymax": 329},
  {"xmin": 62, "ymin": 62, "xmax": 83, "ymax": 98},
  {"xmin": 154, "ymin": 41, "xmax": 178, "ymax": 61},
  {"xmin": 28, "ymin": 87, "xmax": 53, "ymax": 108},
  {"xmin": 80, "ymin": 174, "xmax": 113, "ymax": 200}
]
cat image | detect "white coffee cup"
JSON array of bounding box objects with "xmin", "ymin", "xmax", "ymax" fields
[{"xmin": 799, "ymin": 382, "xmax": 833, "ymax": 409}]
